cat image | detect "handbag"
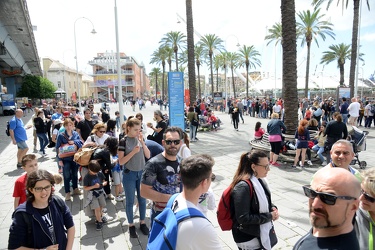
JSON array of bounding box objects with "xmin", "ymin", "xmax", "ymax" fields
[
  {"xmin": 269, "ymin": 224, "xmax": 278, "ymax": 247},
  {"xmin": 58, "ymin": 133, "xmax": 78, "ymax": 158},
  {"xmin": 191, "ymin": 118, "xmax": 199, "ymax": 126},
  {"xmin": 73, "ymin": 147, "xmax": 97, "ymax": 166}
]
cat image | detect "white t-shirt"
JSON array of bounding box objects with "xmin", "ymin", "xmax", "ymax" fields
[
  {"xmin": 348, "ymin": 101, "xmax": 360, "ymax": 117},
  {"xmin": 177, "ymin": 143, "xmax": 191, "ymax": 160},
  {"xmin": 84, "ymin": 133, "xmax": 110, "ymax": 146},
  {"xmin": 174, "ymin": 194, "xmax": 222, "ymax": 250}
]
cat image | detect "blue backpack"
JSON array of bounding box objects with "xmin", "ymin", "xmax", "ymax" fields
[{"xmin": 147, "ymin": 193, "xmax": 206, "ymax": 250}]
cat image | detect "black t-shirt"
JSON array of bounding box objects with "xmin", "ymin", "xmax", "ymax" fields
[
  {"xmin": 293, "ymin": 229, "xmax": 359, "ymax": 250},
  {"xmin": 76, "ymin": 119, "xmax": 97, "ymax": 141},
  {"xmin": 83, "ymin": 172, "xmax": 106, "ymax": 191},
  {"xmin": 141, "ymin": 153, "xmax": 181, "ymax": 211},
  {"xmin": 153, "ymin": 120, "xmax": 167, "ymax": 145},
  {"xmin": 36, "ymin": 206, "xmax": 56, "ymax": 244}
]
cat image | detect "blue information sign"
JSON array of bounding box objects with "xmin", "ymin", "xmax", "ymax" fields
[{"xmin": 168, "ymin": 72, "xmax": 185, "ymax": 129}]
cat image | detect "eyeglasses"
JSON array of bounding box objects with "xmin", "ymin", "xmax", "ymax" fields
[
  {"xmin": 256, "ymin": 164, "xmax": 270, "ymax": 170},
  {"xmin": 165, "ymin": 140, "xmax": 181, "ymax": 145},
  {"xmin": 302, "ymin": 185, "xmax": 357, "ymax": 205},
  {"xmin": 98, "ymin": 131, "xmax": 106, "ymax": 133},
  {"xmin": 33, "ymin": 185, "xmax": 52, "ymax": 192},
  {"xmin": 361, "ymin": 189, "xmax": 375, "ymax": 203}
]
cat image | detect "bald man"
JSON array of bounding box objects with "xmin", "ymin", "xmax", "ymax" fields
[
  {"xmin": 9, "ymin": 109, "xmax": 32, "ymax": 168},
  {"xmin": 294, "ymin": 167, "xmax": 361, "ymax": 250}
]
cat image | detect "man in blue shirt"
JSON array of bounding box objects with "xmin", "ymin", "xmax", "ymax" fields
[
  {"xmin": 9, "ymin": 109, "xmax": 32, "ymax": 168},
  {"xmin": 340, "ymin": 97, "xmax": 349, "ymax": 124}
]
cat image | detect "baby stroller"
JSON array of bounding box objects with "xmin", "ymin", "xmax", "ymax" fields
[{"xmin": 348, "ymin": 126, "xmax": 369, "ymax": 169}]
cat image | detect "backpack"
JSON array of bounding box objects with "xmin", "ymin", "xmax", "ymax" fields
[
  {"xmin": 5, "ymin": 121, "xmax": 10, "ymax": 136},
  {"xmin": 371, "ymin": 105, "xmax": 375, "ymax": 114},
  {"xmin": 73, "ymin": 135, "xmax": 97, "ymax": 166},
  {"xmin": 147, "ymin": 193, "xmax": 207, "ymax": 250},
  {"xmin": 217, "ymin": 179, "xmax": 253, "ymax": 231}
]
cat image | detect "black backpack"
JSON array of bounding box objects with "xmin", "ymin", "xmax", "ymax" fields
[{"xmin": 6, "ymin": 121, "xmax": 10, "ymax": 136}]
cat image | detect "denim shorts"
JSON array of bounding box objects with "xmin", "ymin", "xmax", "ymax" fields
[{"xmin": 16, "ymin": 141, "xmax": 28, "ymax": 150}]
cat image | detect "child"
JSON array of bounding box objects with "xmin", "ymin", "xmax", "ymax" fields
[
  {"xmin": 312, "ymin": 124, "xmax": 327, "ymax": 165},
  {"xmin": 83, "ymin": 160, "xmax": 113, "ymax": 231},
  {"xmin": 254, "ymin": 121, "xmax": 265, "ymax": 140},
  {"xmin": 111, "ymin": 155, "xmax": 125, "ymax": 202},
  {"xmin": 207, "ymin": 112, "xmax": 218, "ymax": 131},
  {"xmin": 13, "ymin": 154, "xmax": 38, "ymax": 209},
  {"xmin": 197, "ymin": 186, "xmax": 216, "ymax": 217}
]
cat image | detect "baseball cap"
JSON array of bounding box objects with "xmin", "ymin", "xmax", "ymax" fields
[
  {"xmin": 92, "ymin": 114, "xmax": 99, "ymax": 121},
  {"xmin": 54, "ymin": 119, "xmax": 63, "ymax": 125},
  {"xmin": 63, "ymin": 111, "xmax": 70, "ymax": 117}
]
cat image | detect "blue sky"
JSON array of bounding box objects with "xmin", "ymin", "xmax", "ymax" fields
[{"xmin": 27, "ymin": 0, "xmax": 374, "ymax": 84}]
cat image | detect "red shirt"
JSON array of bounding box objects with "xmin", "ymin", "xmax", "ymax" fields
[{"xmin": 13, "ymin": 174, "xmax": 28, "ymax": 206}]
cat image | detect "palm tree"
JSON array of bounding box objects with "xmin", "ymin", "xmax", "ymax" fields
[
  {"xmin": 162, "ymin": 45, "xmax": 174, "ymax": 72},
  {"xmin": 238, "ymin": 45, "xmax": 261, "ymax": 98},
  {"xmin": 160, "ymin": 31, "xmax": 186, "ymax": 71},
  {"xmin": 225, "ymin": 52, "xmax": 240, "ymax": 98},
  {"xmin": 321, "ymin": 43, "xmax": 363, "ymax": 86},
  {"xmin": 149, "ymin": 67, "xmax": 161, "ymax": 99},
  {"xmin": 265, "ymin": 22, "xmax": 284, "ymax": 98},
  {"xmin": 150, "ymin": 47, "xmax": 167, "ymax": 100},
  {"xmin": 186, "ymin": 0, "xmax": 196, "ymax": 105},
  {"xmin": 199, "ymin": 34, "xmax": 224, "ymax": 98},
  {"xmin": 213, "ymin": 54, "xmax": 223, "ymax": 93},
  {"xmin": 194, "ymin": 44, "xmax": 205, "ymax": 99},
  {"xmin": 281, "ymin": 0, "xmax": 298, "ymax": 134},
  {"xmin": 297, "ymin": 8, "xmax": 335, "ymax": 97},
  {"xmin": 312, "ymin": 0, "xmax": 370, "ymax": 98}
]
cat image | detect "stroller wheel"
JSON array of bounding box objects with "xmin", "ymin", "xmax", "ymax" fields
[{"xmin": 360, "ymin": 161, "xmax": 367, "ymax": 169}]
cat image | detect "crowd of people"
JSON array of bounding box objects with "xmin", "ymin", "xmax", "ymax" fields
[{"xmin": 7, "ymin": 96, "xmax": 375, "ymax": 249}]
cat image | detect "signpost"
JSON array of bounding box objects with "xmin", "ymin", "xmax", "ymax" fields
[{"xmin": 168, "ymin": 72, "xmax": 185, "ymax": 129}]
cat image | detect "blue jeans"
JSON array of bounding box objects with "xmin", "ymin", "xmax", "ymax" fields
[
  {"xmin": 312, "ymin": 145, "xmax": 325, "ymax": 163},
  {"xmin": 62, "ymin": 160, "xmax": 79, "ymax": 194},
  {"xmin": 189, "ymin": 124, "xmax": 197, "ymax": 140},
  {"xmin": 342, "ymin": 114, "xmax": 348, "ymax": 124},
  {"xmin": 122, "ymin": 169, "xmax": 146, "ymax": 224},
  {"xmin": 36, "ymin": 133, "xmax": 48, "ymax": 154}
]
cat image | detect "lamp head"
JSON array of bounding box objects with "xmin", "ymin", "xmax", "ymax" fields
[{"xmin": 91, "ymin": 29, "xmax": 97, "ymax": 34}]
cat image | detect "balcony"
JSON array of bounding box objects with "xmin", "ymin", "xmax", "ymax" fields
[
  {"xmin": 92, "ymin": 69, "xmax": 134, "ymax": 76},
  {"xmin": 88, "ymin": 58, "xmax": 134, "ymax": 67}
]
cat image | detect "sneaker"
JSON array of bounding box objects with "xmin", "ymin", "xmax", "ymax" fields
[
  {"xmin": 195, "ymin": 137, "xmax": 199, "ymax": 140},
  {"xmin": 102, "ymin": 208, "xmax": 108, "ymax": 213},
  {"xmin": 115, "ymin": 196, "xmax": 125, "ymax": 202},
  {"xmin": 307, "ymin": 160, "xmax": 313, "ymax": 166},
  {"xmin": 272, "ymin": 162, "xmax": 281, "ymax": 167},
  {"xmin": 73, "ymin": 188, "xmax": 82, "ymax": 195},
  {"xmin": 96, "ymin": 221, "xmax": 103, "ymax": 231},
  {"xmin": 140, "ymin": 223, "xmax": 149, "ymax": 236},
  {"xmin": 321, "ymin": 161, "xmax": 327, "ymax": 166},
  {"xmin": 102, "ymin": 214, "xmax": 114, "ymax": 223},
  {"xmin": 106, "ymin": 194, "xmax": 115, "ymax": 200},
  {"xmin": 119, "ymin": 191, "xmax": 125, "ymax": 197},
  {"xmin": 65, "ymin": 193, "xmax": 71, "ymax": 201},
  {"xmin": 129, "ymin": 226, "xmax": 138, "ymax": 238}
]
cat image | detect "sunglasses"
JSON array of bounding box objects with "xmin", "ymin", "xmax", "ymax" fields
[
  {"xmin": 361, "ymin": 189, "xmax": 375, "ymax": 203},
  {"xmin": 165, "ymin": 140, "xmax": 181, "ymax": 145},
  {"xmin": 98, "ymin": 131, "xmax": 106, "ymax": 133},
  {"xmin": 302, "ymin": 185, "xmax": 357, "ymax": 205},
  {"xmin": 33, "ymin": 185, "xmax": 52, "ymax": 192}
]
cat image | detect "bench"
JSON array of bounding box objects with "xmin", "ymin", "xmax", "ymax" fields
[{"xmin": 250, "ymin": 133, "xmax": 271, "ymax": 151}]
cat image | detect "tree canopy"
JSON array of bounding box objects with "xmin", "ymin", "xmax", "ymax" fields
[{"xmin": 17, "ymin": 75, "xmax": 56, "ymax": 99}]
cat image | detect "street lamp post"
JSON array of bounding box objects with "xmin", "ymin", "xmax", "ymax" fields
[{"xmin": 74, "ymin": 17, "xmax": 96, "ymax": 110}]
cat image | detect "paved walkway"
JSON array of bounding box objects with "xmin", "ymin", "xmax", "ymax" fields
[{"xmin": 0, "ymin": 102, "xmax": 374, "ymax": 250}]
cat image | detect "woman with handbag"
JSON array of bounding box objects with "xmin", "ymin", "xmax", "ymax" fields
[
  {"xmin": 230, "ymin": 150, "xmax": 279, "ymax": 250},
  {"xmin": 267, "ymin": 113, "xmax": 287, "ymax": 167},
  {"xmin": 56, "ymin": 118, "xmax": 83, "ymax": 201},
  {"xmin": 187, "ymin": 106, "xmax": 198, "ymax": 142}
]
